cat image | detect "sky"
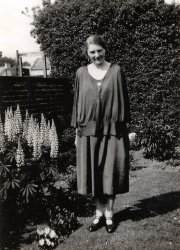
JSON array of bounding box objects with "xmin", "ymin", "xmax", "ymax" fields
[
  {"xmin": 0, "ymin": 0, "xmax": 179, "ymax": 62},
  {"xmin": 0, "ymin": 0, "xmax": 45, "ymax": 61}
]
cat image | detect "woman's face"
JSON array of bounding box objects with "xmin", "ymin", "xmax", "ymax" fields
[{"xmin": 87, "ymin": 44, "xmax": 105, "ymax": 65}]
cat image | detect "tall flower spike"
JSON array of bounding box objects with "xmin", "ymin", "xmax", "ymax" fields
[
  {"xmin": 0, "ymin": 114, "xmax": 4, "ymax": 133},
  {"xmin": 40, "ymin": 113, "xmax": 47, "ymax": 145},
  {"xmin": 4, "ymin": 108, "xmax": 10, "ymax": 136},
  {"xmin": 8, "ymin": 110, "xmax": 16, "ymax": 142},
  {"xmin": 15, "ymin": 104, "xmax": 23, "ymax": 135},
  {"xmin": 27, "ymin": 115, "xmax": 34, "ymax": 146},
  {"xmin": 22, "ymin": 110, "xmax": 30, "ymax": 140},
  {"xmin": 16, "ymin": 138, "xmax": 25, "ymax": 167},
  {"xmin": 44, "ymin": 120, "xmax": 51, "ymax": 147},
  {"xmin": 50, "ymin": 119, "xmax": 59, "ymax": 158},
  {"xmin": 50, "ymin": 132, "xmax": 59, "ymax": 158},
  {"xmin": 33, "ymin": 124, "xmax": 42, "ymax": 159},
  {"xmin": 0, "ymin": 126, "xmax": 5, "ymax": 152}
]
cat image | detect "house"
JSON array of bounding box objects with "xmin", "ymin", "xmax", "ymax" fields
[
  {"xmin": 0, "ymin": 63, "xmax": 30, "ymax": 76},
  {"xmin": 0, "ymin": 63, "xmax": 16, "ymax": 76},
  {"xmin": 30, "ymin": 57, "xmax": 51, "ymax": 77}
]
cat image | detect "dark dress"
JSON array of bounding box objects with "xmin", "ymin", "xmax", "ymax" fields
[{"xmin": 71, "ymin": 64, "xmax": 130, "ymax": 196}]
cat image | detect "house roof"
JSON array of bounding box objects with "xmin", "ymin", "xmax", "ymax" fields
[
  {"xmin": 0, "ymin": 66, "xmax": 17, "ymax": 76},
  {"xmin": 31, "ymin": 57, "xmax": 51, "ymax": 71},
  {"xmin": 0, "ymin": 67, "xmax": 5, "ymax": 75}
]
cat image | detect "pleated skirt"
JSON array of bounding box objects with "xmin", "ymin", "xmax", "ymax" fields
[{"xmin": 76, "ymin": 134, "xmax": 129, "ymax": 197}]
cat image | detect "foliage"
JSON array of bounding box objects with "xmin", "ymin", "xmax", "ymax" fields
[
  {"xmin": 31, "ymin": 0, "xmax": 179, "ymax": 160},
  {"xmin": 0, "ymin": 56, "xmax": 16, "ymax": 67},
  {"xmin": 37, "ymin": 226, "xmax": 58, "ymax": 249},
  {"xmin": 0, "ymin": 105, "xmax": 79, "ymax": 249},
  {"xmin": 139, "ymin": 122, "xmax": 175, "ymax": 160}
]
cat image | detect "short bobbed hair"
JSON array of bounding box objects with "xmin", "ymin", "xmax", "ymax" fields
[{"xmin": 82, "ymin": 35, "xmax": 106, "ymax": 57}]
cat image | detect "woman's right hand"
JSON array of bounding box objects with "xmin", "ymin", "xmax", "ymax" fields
[
  {"xmin": 75, "ymin": 135, "xmax": 77, "ymax": 147},
  {"xmin": 75, "ymin": 129, "xmax": 78, "ymax": 147}
]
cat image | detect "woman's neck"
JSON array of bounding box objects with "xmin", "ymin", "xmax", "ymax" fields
[{"xmin": 91, "ymin": 61, "xmax": 110, "ymax": 70}]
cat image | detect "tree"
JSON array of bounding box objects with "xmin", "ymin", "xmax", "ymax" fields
[
  {"xmin": 31, "ymin": 0, "xmax": 180, "ymax": 160},
  {"xmin": 0, "ymin": 57, "xmax": 16, "ymax": 67}
]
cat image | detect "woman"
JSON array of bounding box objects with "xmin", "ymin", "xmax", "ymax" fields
[{"xmin": 71, "ymin": 35, "xmax": 130, "ymax": 233}]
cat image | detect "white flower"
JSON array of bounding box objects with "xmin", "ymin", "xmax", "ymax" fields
[
  {"xmin": 51, "ymin": 242, "xmax": 55, "ymax": 247},
  {"xmin": 129, "ymin": 132, "xmax": 136, "ymax": 142},
  {"xmin": 49, "ymin": 230, "xmax": 58, "ymax": 238},
  {"xmin": 38, "ymin": 239, "xmax": 45, "ymax": 246},
  {"xmin": 45, "ymin": 238, "xmax": 51, "ymax": 246},
  {"xmin": 44, "ymin": 226, "xmax": 50, "ymax": 236},
  {"xmin": 37, "ymin": 228, "xmax": 44, "ymax": 236}
]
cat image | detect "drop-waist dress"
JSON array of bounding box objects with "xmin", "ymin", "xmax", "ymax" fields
[{"xmin": 71, "ymin": 64, "xmax": 130, "ymax": 196}]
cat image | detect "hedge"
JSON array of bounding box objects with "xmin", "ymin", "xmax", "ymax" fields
[{"xmin": 31, "ymin": 0, "xmax": 179, "ymax": 160}]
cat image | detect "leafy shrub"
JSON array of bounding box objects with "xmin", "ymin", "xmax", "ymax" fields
[
  {"xmin": 0, "ymin": 105, "xmax": 79, "ymax": 248},
  {"xmin": 139, "ymin": 122, "xmax": 175, "ymax": 160},
  {"xmin": 31, "ymin": 0, "xmax": 179, "ymax": 160}
]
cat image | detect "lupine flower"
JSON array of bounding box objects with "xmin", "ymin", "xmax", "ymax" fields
[
  {"xmin": 7, "ymin": 113, "xmax": 16, "ymax": 142},
  {"xmin": 49, "ymin": 119, "xmax": 59, "ymax": 158},
  {"xmin": 50, "ymin": 133, "xmax": 59, "ymax": 158},
  {"xmin": 32, "ymin": 124, "xmax": 42, "ymax": 159},
  {"xmin": 0, "ymin": 114, "xmax": 4, "ymax": 133},
  {"xmin": 16, "ymin": 138, "xmax": 25, "ymax": 167},
  {"xmin": 44, "ymin": 120, "xmax": 51, "ymax": 147},
  {"xmin": 0, "ymin": 115, "xmax": 5, "ymax": 151},
  {"xmin": 22, "ymin": 110, "xmax": 30, "ymax": 140},
  {"xmin": 27, "ymin": 115, "xmax": 34, "ymax": 146},
  {"xmin": 32, "ymin": 124, "xmax": 39, "ymax": 159},
  {"xmin": 0, "ymin": 127, "xmax": 5, "ymax": 152},
  {"xmin": 40, "ymin": 113, "xmax": 47, "ymax": 145},
  {"xmin": 15, "ymin": 104, "xmax": 22, "ymax": 134},
  {"xmin": 4, "ymin": 107, "xmax": 15, "ymax": 141}
]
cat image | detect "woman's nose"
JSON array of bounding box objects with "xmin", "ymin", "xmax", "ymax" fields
[{"xmin": 95, "ymin": 52, "xmax": 99, "ymax": 57}]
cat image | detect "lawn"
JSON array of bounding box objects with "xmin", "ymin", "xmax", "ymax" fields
[{"xmin": 16, "ymin": 149, "xmax": 180, "ymax": 250}]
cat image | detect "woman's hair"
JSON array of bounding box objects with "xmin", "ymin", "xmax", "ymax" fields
[{"xmin": 82, "ymin": 35, "xmax": 106, "ymax": 57}]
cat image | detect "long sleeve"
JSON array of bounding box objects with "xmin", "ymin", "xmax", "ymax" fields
[
  {"xmin": 118, "ymin": 67, "xmax": 131, "ymax": 123},
  {"xmin": 71, "ymin": 71, "xmax": 79, "ymax": 128},
  {"xmin": 121, "ymin": 69, "xmax": 131, "ymax": 122}
]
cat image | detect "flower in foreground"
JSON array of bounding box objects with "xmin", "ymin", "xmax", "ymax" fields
[
  {"xmin": 16, "ymin": 138, "xmax": 25, "ymax": 167},
  {"xmin": 49, "ymin": 229, "xmax": 58, "ymax": 238},
  {"xmin": 38, "ymin": 239, "xmax": 45, "ymax": 246},
  {"xmin": 37, "ymin": 228, "xmax": 44, "ymax": 236},
  {"xmin": 44, "ymin": 226, "xmax": 50, "ymax": 236},
  {"xmin": 45, "ymin": 238, "xmax": 51, "ymax": 246}
]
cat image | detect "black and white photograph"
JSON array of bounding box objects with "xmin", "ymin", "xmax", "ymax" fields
[{"xmin": 0, "ymin": 0, "xmax": 179, "ymax": 249}]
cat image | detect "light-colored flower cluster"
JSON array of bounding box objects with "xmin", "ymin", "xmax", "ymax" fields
[
  {"xmin": 32, "ymin": 123, "xmax": 42, "ymax": 159},
  {"xmin": 0, "ymin": 114, "xmax": 5, "ymax": 151},
  {"xmin": 37, "ymin": 226, "xmax": 58, "ymax": 249},
  {"xmin": 4, "ymin": 107, "xmax": 16, "ymax": 141},
  {"xmin": 129, "ymin": 132, "xmax": 137, "ymax": 142},
  {"xmin": 0, "ymin": 104, "xmax": 59, "ymax": 161},
  {"xmin": 49, "ymin": 119, "xmax": 59, "ymax": 158},
  {"xmin": 16, "ymin": 138, "xmax": 25, "ymax": 167},
  {"xmin": 15, "ymin": 104, "xmax": 23, "ymax": 134},
  {"xmin": 22, "ymin": 110, "xmax": 30, "ymax": 139}
]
